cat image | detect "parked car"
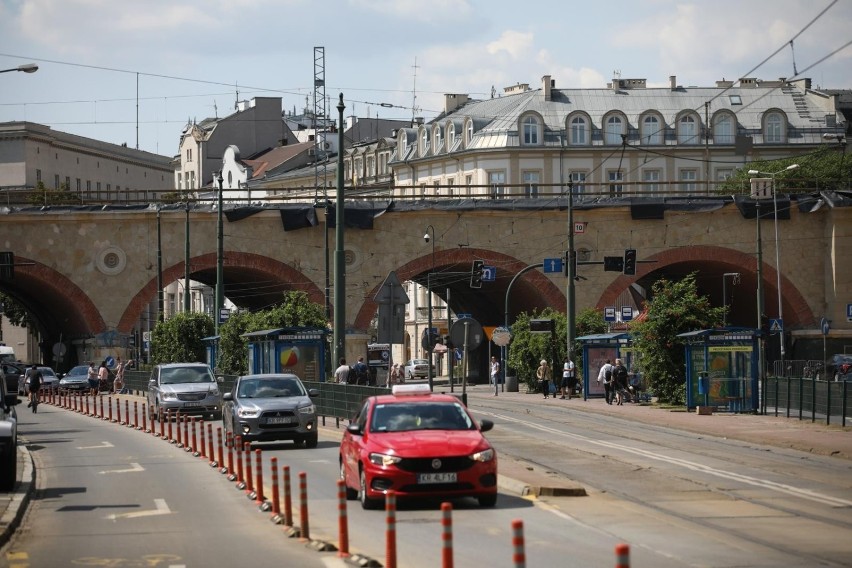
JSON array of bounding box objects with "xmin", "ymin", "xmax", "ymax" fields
[
  {"xmin": 222, "ymin": 373, "xmax": 319, "ymax": 447},
  {"xmin": 1, "ymin": 362, "xmax": 25, "ymax": 395},
  {"xmin": 0, "ymin": 367, "xmax": 21, "ymax": 491},
  {"xmin": 827, "ymin": 354, "xmax": 852, "ymax": 382},
  {"xmin": 403, "ymin": 359, "xmax": 431, "ymax": 379},
  {"xmin": 146, "ymin": 363, "xmax": 222, "ymax": 422},
  {"xmin": 20, "ymin": 366, "xmax": 60, "ymax": 395},
  {"xmin": 59, "ymin": 365, "xmax": 91, "ymax": 392},
  {"xmin": 339, "ymin": 383, "xmax": 497, "ymax": 510}
]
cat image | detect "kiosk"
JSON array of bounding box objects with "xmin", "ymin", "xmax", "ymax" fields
[
  {"xmin": 242, "ymin": 327, "xmax": 329, "ymax": 381},
  {"xmin": 678, "ymin": 328, "xmax": 759, "ymax": 412}
]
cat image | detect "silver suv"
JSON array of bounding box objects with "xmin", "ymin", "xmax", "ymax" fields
[
  {"xmin": 1, "ymin": 368, "xmax": 21, "ymax": 491},
  {"xmin": 147, "ymin": 363, "xmax": 222, "ymax": 422}
]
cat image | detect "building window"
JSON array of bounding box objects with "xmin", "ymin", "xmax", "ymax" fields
[
  {"xmin": 571, "ymin": 171, "xmax": 586, "ymax": 195},
  {"xmin": 448, "ymin": 124, "xmax": 456, "ymax": 149},
  {"xmin": 96, "ymin": 182, "xmax": 102, "ymax": 198},
  {"xmin": 186, "ymin": 148, "xmax": 192, "ymax": 162},
  {"xmin": 465, "ymin": 175, "xmax": 473, "ymax": 197},
  {"xmin": 65, "ymin": 176, "xmax": 71, "ymax": 190},
  {"xmin": 465, "ymin": 121, "xmax": 473, "ymax": 146},
  {"xmin": 399, "ymin": 133, "xmax": 407, "ymax": 157},
  {"xmin": 680, "ymin": 169, "xmax": 697, "ymax": 193},
  {"xmin": 765, "ymin": 112, "xmax": 784, "ymax": 143},
  {"xmin": 641, "ymin": 115, "xmax": 662, "ymax": 145},
  {"xmin": 433, "ymin": 180, "xmax": 440, "ymax": 195},
  {"xmin": 86, "ymin": 180, "xmax": 91, "ymax": 198},
  {"xmin": 489, "ymin": 171, "xmax": 506, "ymax": 199},
  {"xmin": 433, "ymin": 126, "xmax": 443, "ymax": 153},
  {"xmin": 379, "ymin": 153, "xmax": 388, "ymax": 175},
  {"xmin": 522, "ymin": 116, "xmax": 539, "ymax": 145},
  {"xmin": 190, "ymin": 171, "xmax": 196, "ymax": 190},
  {"xmin": 678, "ymin": 115, "xmax": 699, "ymax": 144},
  {"xmin": 608, "ymin": 170, "xmax": 623, "ymax": 197},
  {"xmin": 76, "ymin": 178, "xmax": 81, "ymax": 192},
  {"xmin": 36, "ymin": 169, "xmax": 41, "ymax": 183},
  {"xmin": 605, "ymin": 115, "xmax": 624, "ymax": 145},
  {"xmin": 523, "ymin": 171, "xmax": 540, "ymax": 198},
  {"xmin": 178, "ymin": 173, "xmax": 183, "ymax": 189},
  {"xmin": 715, "ymin": 169, "xmax": 733, "ymax": 191},
  {"xmin": 420, "ymin": 129, "xmax": 429, "ymax": 157},
  {"xmin": 714, "ymin": 114, "xmax": 735, "ymax": 144},
  {"xmin": 643, "ymin": 169, "xmax": 661, "ymax": 195},
  {"xmin": 569, "ymin": 116, "xmax": 588, "ymax": 145},
  {"xmin": 447, "ymin": 177, "xmax": 455, "ymax": 197}
]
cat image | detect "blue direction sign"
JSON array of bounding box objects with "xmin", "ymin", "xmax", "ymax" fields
[
  {"xmin": 543, "ymin": 258, "xmax": 563, "ymax": 273},
  {"xmin": 482, "ymin": 265, "xmax": 496, "ymax": 282},
  {"xmin": 604, "ymin": 307, "xmax": 616, "ymax": 322}
]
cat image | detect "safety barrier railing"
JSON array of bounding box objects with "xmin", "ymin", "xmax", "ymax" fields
[{"xmin": 763, "ymin": 376, "xmax": 850, "ymax": 427}]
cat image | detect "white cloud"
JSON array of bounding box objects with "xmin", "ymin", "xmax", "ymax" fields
[
  {"xmin": 486, "ymin": 30, "xmax": 534, "ymax": 60},
  {"xmin": 348, "ymin": 0, "xmax": 472, "ymax": 22}
]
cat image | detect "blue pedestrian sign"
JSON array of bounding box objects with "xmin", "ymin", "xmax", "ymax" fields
[
  {"xmin": 543, "ymin": 258, "xmax": 563, "ymax": 273},
  {"xmin": 482, "ymin": 266, "xmax": 496, "ymax": 282},
  {"xmin": 769, "ymin": 318, "xmax": 783, "ymax": 333}
]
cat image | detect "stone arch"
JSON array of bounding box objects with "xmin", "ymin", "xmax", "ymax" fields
[
  {"xmin": 117, "ymin": 252, "xmax": 323, "ymax": 332},
  {"xmin": 353, "ymin": 247, "xmax": 564, "ymax": 331},
  {"xmin": 597, "ymin": 245, "xmax": 814, "ymax": 328}
]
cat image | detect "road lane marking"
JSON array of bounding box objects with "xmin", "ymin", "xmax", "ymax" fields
[
  {"xmin": 99, "ymin": 463, "xmax": 144, "ymax": 474},
  {"xmin": 106, "ymin": 498, "xmax": 171, "ymax": 520},
  {"xmin": 485, "ymin": 411, "xmax": 852, "ymax": 508},
  {"xmin": 76, "ymin": 441, "xmax": 114, "ymax": 449}
]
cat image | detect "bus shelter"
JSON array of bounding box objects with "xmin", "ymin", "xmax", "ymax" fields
[
  {"xmin": 678, "ymin": 328, "xmax": 759, "ymax": 412},
  {"xmin": 242, "ymin": 327, "xmax": 329, "ymax": 381},
  {"xmin": 576, "ymin": 332, "xmax": 635, "ymax": 400},
  {"xmin": 201, "ymin": 335, "xmax": 219, "ymax": 371}
]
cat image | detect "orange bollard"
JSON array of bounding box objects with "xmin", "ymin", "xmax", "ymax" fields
[
  {"xmin": 133, "ymin": 401, "xmax": 139, "ymax": 429},
  {"xmin": 269, "ymin": 457, "xmax": 281, "ymax": 522},
  {"xmin": 99, "ymin": 394, "xmax": 105, "ymax": 418},
  {"xmin": 244, "ymin": 442, "xmax": 254, "ymax": 495},
  {"xmin": 108, "ymin": 396, "xmax": 114, "ymax": 422},
  {"xmin": 298, "ymin": 471, "xmax": 310, "ymax": 541},
  {"xmin": 207, "ymin": 423, "xmax": 215, "ymax": 464},
  {"xmin": 512, "ymin": 519, "xmax": 525, "ymax": 568},
  {"xmin": 615, "ymin": 543, "xmax": 629, "ymax": 568},
  {"xmin": 124, "ymin": 399, "xmax": 130, "ymax": 426},
  {"xmin": 85, "ymin": 394, "xmax": 90, "ymax": 415},
  {"xmin": 167, "ymin": 410, "xmax": 174, "ymax": 442},
  {"xmin": 141, "ymin": 404, "xmax": 148, "ymax": 433},
  {"xmin": 235, "ymin": 435, "xmax": 244, "ymax": 486},
  {"xmin": 198, "ymin": 420, "xmax": 206, "ymax": 459},
  {"xmin": 385, "ymin": 490, "xmax": 396, "ymax": 568},
  {"xmin": 282, "ymin": 465, "xmax": 293, "ymax": 527},
  {"xmin": 441, "ymin": 502, "xmax": 453, "ymax": 568},
  {"xmin": 337, "ymin": 479, "xmax": 349, "ymax": 558},
  {"xmin": 226, "ymin": 432, "xmax": 235, "ymax": 478},
  {"xmin": 116, "ymin": 397, "xmax": 122, "ymax": 424},
  {"xmin": 254, "ymin": 449, "xmax": 265, "ymax": 505},
  {"xmin": 191, "ymin": 418, "xmax": 199, "ymax": 455},
  {"xmin": 182, "ymin": 415, "xmax": 189, "ymax": 448},
  {"xmin": 159, "ymin": 409, "xmax": 165, "ymax": 438}
]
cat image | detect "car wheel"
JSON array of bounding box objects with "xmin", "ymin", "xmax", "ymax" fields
[
  {"xmin": 340, "ymin": 460, "xmax": 358, "ymax": 500},
  {"xmin": 477, "ymin": 493, "xmax": 498, "ymax": 507},
  {"xmin": 0, "ymin": 444, "xmax": 16, "ymax": 492},
  {"xmin": 303, "ymin": 432, "xmax": 318, "ymax": 449},
  {"xmin": 359, "ymin": 467, "xmax": 382, "ymax": 510}
]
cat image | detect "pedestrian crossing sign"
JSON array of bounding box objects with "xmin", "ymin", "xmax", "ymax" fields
[{"xmin": 769, "ymin": 318, "xmax": 783, "ymax": 333}]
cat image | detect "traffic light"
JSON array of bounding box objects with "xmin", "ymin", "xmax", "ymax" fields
[
  {"xmin": 470, "ymin": 260, "xmax": 484, "ymax": 289},
  {"xmin": 623, "ymin": 249, "xmax": 636, "ymax": 275},
  {"xmin": 0, "ymin": 252, "xmax": 13, "ymax": 280},
  {"xmin": 603, "ymin": 256, "xmax": 624, "ymax": 272}
]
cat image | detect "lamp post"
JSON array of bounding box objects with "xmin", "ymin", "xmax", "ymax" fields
[
  {"xmin": 332, "ymin": 94, "xmax": 346, "ymax": 367},
  {"xmin": 0, "ymin": 63, "xmax": 38, "ymax": 74},
  {"xmin": 184, "ymin": 200, "xmax": 191, "ymax": 313},
  {"xmin": 748, "ymin": 163, "xmax": 798, "ymax": 369},
  {"xmin": 215, "ymin": 171, "xmax": 224, "ymax": 335},
  {"xmin": 423, "ymin": 224, "xmax": 435, "ymax": 391}
]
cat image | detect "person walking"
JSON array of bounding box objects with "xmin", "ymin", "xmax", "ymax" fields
[
  {"xmin": 113, "ymin": 357, "xmax": 126, "ymax": 394},
  {"xmin": 87, "ymin": 361, "xmax": 99, "ymax": 396},
  {"xmin": 597, "ymin": 359, "xmax": 614, "ymax": 404},
  {"xmin": 561, "ymin": 356, "xmax": 576, "ymax": 400},
  {"xmin": 334, "ymin": 358, "xmax": 350, "ymax": 384},
  {"xmin": 613, "ymin": 358, "xmax": 629, "ymax": 405},
  {"xmin": 26, "ymin": 364, "xmax": 42, "ymax": 410},
  {"xmin": 536, "ymin": 359, "xmax": 552, "ymax": 399},
  {"xmin": 97, "ymin": 360, "xmax": 109, "ymax": 395},
  {"xmin": 490, "ymin": 356, "xmax": 501, "ymax": 396}
]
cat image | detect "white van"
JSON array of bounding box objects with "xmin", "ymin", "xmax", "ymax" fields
[{"xmin": 0, "ymin": 345, "xmax": 15, "ymax": 364}]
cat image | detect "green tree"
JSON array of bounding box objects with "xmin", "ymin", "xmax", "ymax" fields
[
  {"xmin": 718, "ymin": 147, "xmax": 851, "ymax": 194},
  {"xmin": 506, "ymin": 307, "xmax": 565, "ymax": 392},
  {"xmin": 150, "ymin": 312, "xmax": 214, "ymax": 364},
  {"xmin": 216, "ymin": 291, "xmax": 327, "ymax": 375},
  {"xmin": 0, "ymin": 292, "xmax": 35, "ymax": 328},
  {"xmin": 629, "ymin": 273, "xmax": 725, "ymax": 404},
  {"xmin": 27, "ymin": 181, "xmax": 83, "ymax": 206}
]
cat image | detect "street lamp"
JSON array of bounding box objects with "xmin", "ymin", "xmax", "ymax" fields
[
  {"xmin": 424, "ymin": 225, "xmax": 435, "ymax": 391},
  {"xmin": 0, "ymin": 63, "xmax": 38, "ymax": 74},
  {"xmin": 215, "ymin": 171, "xmax": 224, "ymax": 335},
  {"xmin": 748, "ymin": 163, "xmax": 798, "ymax": 369}
]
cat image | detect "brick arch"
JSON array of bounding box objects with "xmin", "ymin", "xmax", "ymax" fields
[
  {"xmin": 117, "ymin": 252, "xmax": 323, "ymax": 332},
  {"xmin": 10, "ymin": 257, "xmax": 105, "ymax": 335},
  {"xmin": 597, "ymin": 245, "xmax": 815, "ymax": 328},
  {"xmin": 353, "ymin": 247, "xmax": 564, "ymax": 331}
]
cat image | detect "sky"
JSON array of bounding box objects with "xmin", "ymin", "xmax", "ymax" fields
[{"xmin": 1, "ymin": 0, "xmax": 850, "ymax": 157}]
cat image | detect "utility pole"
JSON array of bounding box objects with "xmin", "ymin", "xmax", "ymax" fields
[{"xmin": 333, "ymin": 94, "xmax": 346, "ymax": 366}]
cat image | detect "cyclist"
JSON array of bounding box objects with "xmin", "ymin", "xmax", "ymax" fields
[{"xmin": 27, "ymin": 364, "xmax": 42, "ymax": 413}]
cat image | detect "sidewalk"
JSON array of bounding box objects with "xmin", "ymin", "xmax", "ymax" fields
[{"xmin": 0, "ymin": 442, "xmax": 33, "ymax": 548}]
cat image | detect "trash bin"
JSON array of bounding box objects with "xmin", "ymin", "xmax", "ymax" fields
[
  {"xmin": 506, "ymin": 375, "xmax": 518, "ymax": 392},
  {"xmin": 698, "ymin": 374, "xmax": 709, "ymax": 396}
]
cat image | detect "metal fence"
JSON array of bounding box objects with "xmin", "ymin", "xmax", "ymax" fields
[{"xmin": 763, "ymin": 376, "xmax": 850, "ymax": 427}]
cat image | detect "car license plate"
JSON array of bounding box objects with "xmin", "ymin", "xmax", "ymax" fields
[
  {"xmin": 417, "ymin": 472, "xmax": 457, "ymax": 484},
  {"xmin": 183, "ymin": 402, "xmax": 201, "ymax": 408},
  {"xmin": 265, "ymin": 416, "xmax": 295, "ymax": 425}
]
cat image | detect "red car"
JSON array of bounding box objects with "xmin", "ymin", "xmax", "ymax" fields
[{"xmin": 339, "ymin": 384, "xmax": 498, "ymax": 509}]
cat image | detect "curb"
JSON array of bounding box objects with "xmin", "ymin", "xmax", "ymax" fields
[{"xmin": 0, "ymin": 444, "xmax": 35, "ymax": 548}]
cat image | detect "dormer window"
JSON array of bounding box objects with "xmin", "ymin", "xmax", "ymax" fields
[
  {"xmin": 604, "ymin": 115, "xmax": 625, "ymax": 145},
  {"xmin": 522, "ymin": 115, "xmax": 540, "ymax": 145},
  {"xmin": 568, "ymin": 115, "xmax": 589, "ymax": 145},
  {"xmin": 420, "ymin": 128, "xmax": 430, "ymax": 157},
  {"xmin": 713, "ymin": 113, "xmax": 735, "ymax": 144},
  {"xmin": 764, "ymin": 112, "xmax": 785, "ymax": 143},
  {"xmin": 641, "ymin": 114, "xmax": 662, "ymax": 145},
  {"xmin": 448, "ymin": 123, "xmax": 455, "ymax": 149},
  {"xmin": 677, "ymin": 114, "xmax": 699, "ymax": 144},
  {"xmin": 433, "ymin": 125, "xmax": 443, "ymax": 154},
  {"xmin": 465, "ymin": 120, "xmax": 473, "ymax": 147}
]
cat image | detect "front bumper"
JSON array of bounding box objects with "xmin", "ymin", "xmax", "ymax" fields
[{"xmin": 362, "ymin": 455, "xmax": 498, "ymax": 501}]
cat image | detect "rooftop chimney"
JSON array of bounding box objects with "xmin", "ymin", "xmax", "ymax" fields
[
  {"xmin": 444, "ymin": 93, "xmax": 469, "ymax": 114},
  {"xmin": 670, "ymin": 75, "xmax": 677, "ymax": 90},
  {"xmin": 542, "ymin": 75, "xmax": 552, "ymax": 101}
]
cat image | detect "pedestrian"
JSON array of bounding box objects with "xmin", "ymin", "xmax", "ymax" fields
[
  {"xmin": 536, "ymin": 359, "xmax": 551, "ymax": 399},
  {"xmin": 97, "ymin": 360, "xmax": 109, "ymax": 394},
  {"xmin": 87, "ymin": 361, "xmax": 99, "ymax": 396},
  {"xmin": 561, "ymin": 356, "xmax": 576, "ymax": 400},
  {"xmin": 25, "ymin": 364, "xmax": 42, "ymax": 409},
  {"xmin": 334, "ymin": 357, "xmax": 350, "ymax": 384},
  {"xmin": 352, "ymin": 356, "xmax": 370, "ymax": 385},
  {"xmin": 113, "ymin": 357, "xmax": 127, "ymax": 394},
  {"xmin": 490, "ymin": 356, "xmax": 501, "ymax": 396},
  {"xmin": 597, "ymin": 359, "xmax": 614, "ymax": 404},
  {"xmin": 613, "ymin": 358, "xmax": 629, "ymax": 405}
]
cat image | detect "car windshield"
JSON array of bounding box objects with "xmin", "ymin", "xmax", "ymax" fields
[
  {"xmin": 160, "ymin": 367, "xmax": 214, "ymax": 385},
  {"xmin": 410, "ymin": 360, "xmax": 428, "ymax": 366},
  {"xmin": 238, "ymin": 378, "xmax": 306, "ymax": 399},
  {"xmin": 65, "ymin": 366, "xmax": 89, "ymax": 377},
  {"xmin": 370, "ymin": 402, "xmax": 473, "ymax": 433},
  {"xmin": 39, "ymin": 368, "xmax": 56, "ymax": 377}
]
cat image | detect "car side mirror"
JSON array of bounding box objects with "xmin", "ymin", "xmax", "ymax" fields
[
  {"xmin": 346, "ymin": 423, "xmax": 362, "ymax": 436},
  {"xmin": 479, "ymin": 419, "xmax": 494, "ymax": 433},
  {"xmin": 222, "ymin": 392, "xmax": 233, "ymax": 402},
  {"xmin": 308, "ymin": 388, "xmax": 320, "ymax": 398}
]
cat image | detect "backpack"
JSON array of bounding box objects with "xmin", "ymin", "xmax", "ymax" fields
[
  {"xmin": 356, "ymin": 364, "xmax": 371, "ymax": 385},
  {"xmin": 30, "ymin": 370, "xmax": 42, "ymax": 390},
  {"xmin": 615, "ymin": 365, "xmax": 628, "ymax": 382},
  {"xmin": 604, "ymin": 368, "xmax": 613, "ymax": 382}
]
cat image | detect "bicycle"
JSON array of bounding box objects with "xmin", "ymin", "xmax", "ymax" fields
[{"xmin": 30, "ymin": 387, "xmax": 40, "ymax": 413}]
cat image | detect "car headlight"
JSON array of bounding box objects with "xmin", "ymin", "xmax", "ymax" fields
[
  {"xmin": 470, "ymin": 448, "xmax": 495, "ymax": 463},
  {"xmin": 161, "ymin": 392, "xmax": 177, "ymax": 400},
  {"xmin": 209, "ymin": 386, "xmax": 220, "ymax": 396},
  {"xmin": 298, "ymin": 404, "xmax": 316, "ymax": 415},
  {"xmin": 368, "ymin": 452, "xmax": 401, "ymax": 467},
  {"xmin": 237, "ymin": 408, "xmax": 260, "ymax": 418}
]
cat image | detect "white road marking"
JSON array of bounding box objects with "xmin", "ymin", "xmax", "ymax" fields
[
  {"xmin": 76, "ymin": 441, "xmax": 114, "ymax": 449},
  {"xmin": 99, "ymin": 462, "xmax": 144, "ymax": 475},
  {"xmin": 106, "ymin": 498, "xmax": 172, "ymax": 520},
  {"xmin": 485, "ymin": 411, "xmax": 852, "ymax": 508}
]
